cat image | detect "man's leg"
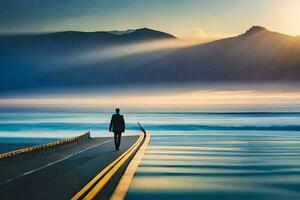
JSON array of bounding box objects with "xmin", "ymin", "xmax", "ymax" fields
[
  {"xmin": 114, "ymin": 132, "xmax": 118, "ymax": 150},
  {"xmin": 117, "ymin": 133, "xmax": 121, "ymax": 149}
]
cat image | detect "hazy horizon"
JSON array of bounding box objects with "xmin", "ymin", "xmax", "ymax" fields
[{"xmin": 1, "ymin": 83, "xmax": 300, "ymax": 112}]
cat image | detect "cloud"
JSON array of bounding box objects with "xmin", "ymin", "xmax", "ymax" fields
[{"xmin": 182, "ymin": 28, "xmax": 228, "ymax": 42}]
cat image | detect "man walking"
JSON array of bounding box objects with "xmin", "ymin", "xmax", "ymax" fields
[{"xmin": 109, "ymin": 108, "xmax": 125, "ymax": 151}]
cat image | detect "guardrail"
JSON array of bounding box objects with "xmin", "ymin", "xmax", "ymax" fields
[{"xmin": 0, "ymin": 132, "xmax": 91, "ymax": 159}]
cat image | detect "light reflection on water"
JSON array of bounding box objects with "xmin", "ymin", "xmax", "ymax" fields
[{"xmin": 127, "ymin": 131, "xmax": 300, "ymax": 199}]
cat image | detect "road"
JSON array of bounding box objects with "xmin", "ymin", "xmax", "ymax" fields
[{"xmin": 0, "ymin": 135, "xmax": 139, "ymax": 200}]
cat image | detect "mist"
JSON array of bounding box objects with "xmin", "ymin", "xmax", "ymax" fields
[
  {"xmin": 62, "ymin": 38, "xmax": 200, "ymax": 66},
  {"xmin": 1, "ymin": 83, "xmax": 300, "ymax": 112}
]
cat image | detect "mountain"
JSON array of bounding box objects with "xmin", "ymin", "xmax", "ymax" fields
[
  {"xmin": 119, "ymin": 28, "xmax": 176, "ymax": 41},
  {"xmin": 1, "ymin": 26, "xmax": 300, "ymax": 94},
  {"xmin": 139, "ymin": 26, "xmax": 300, "ymax": 82},
  {"xmin": 108, "ymin": 28, "xmax": 176, "ymax": 40},
  {"xmin": 102, "ymin": 26, "xmax": 295, "ymax": 84},
  {"xmin": 0, "ymin": 28, "xmax": 175, "ymax": 53},
  {"xmin": 243, "ymin": 25, "xmax": 267, "ymax": 35},
  {"xmin": 0, "ymin": 28, "xmax": 176, "ymax": 94}
]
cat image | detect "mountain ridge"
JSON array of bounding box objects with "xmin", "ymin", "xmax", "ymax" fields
[
  {"xmin": 1, "ymin": 25, "xmax": 300, "ymax": 94},
  {"xmin": 0, "ymin": 27, "xmax": 176, "ymax": 40}
]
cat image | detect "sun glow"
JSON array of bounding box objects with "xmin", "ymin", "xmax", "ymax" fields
[
  {"xmin": 271, "ymin": 0, "xmax": 300, "ymax": 36},
  {"xmin": 1, "ymin": 89, "xmax": 300, "ymax": 111}
]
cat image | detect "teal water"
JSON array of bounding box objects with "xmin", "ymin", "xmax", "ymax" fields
[
  {"xmin": 1, "ymin": 108, "xmax": 300, "ymax": 199},
  {"xmin": 126, "ymin": 112, "xmax": 300, "ymax": 200}
]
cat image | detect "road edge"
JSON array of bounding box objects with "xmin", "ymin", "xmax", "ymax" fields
[
  {"xmin": 0, "ymin": 132, "xmax": 90, "ymax": 159},
  {"xmin": 110, "ymin": 131, "xmax": 150, "ymax": 200}
]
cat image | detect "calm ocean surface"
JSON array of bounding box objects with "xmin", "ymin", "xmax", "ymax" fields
[{"xmin": 1, "ymin": 108, "xmax": 300, "ymax": 199}]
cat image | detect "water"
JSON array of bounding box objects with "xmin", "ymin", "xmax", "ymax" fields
[
  {"xmin": 1, "ymin": 108, "xmax": 300, "ymax": 199},
  {"xmin": 126, "ymin": 112, "xmax": 300, "ymax": 200}
]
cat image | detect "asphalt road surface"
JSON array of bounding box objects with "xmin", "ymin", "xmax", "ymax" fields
[{"xmin": 0, "ymin": 135, "xmax": 138, "ymax": 200}]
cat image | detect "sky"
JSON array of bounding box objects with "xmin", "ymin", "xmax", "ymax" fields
[{"xmin": 1, "ymin": 0, "xmax": 300, "ymax": 39}]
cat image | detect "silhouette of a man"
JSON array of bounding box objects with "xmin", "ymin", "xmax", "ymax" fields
[{"xmin": 109, "ymin": 108, "xmax": 125, "ymax": 151}]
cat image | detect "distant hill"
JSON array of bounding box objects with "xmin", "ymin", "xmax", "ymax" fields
[
  {"xmin": 0, "ymin": 28, "xmax": 176, "ymax": 93},
  {"xmin": 134, "ymin": 26, "xmax": 300, "ymax": 82},
  {"xmin": 1, "ymin": 26, "xmax": 300, "ymax": 94},
  {"xmin": 0, "ymin": 28, "xmax": 175, "ymax": 54}
]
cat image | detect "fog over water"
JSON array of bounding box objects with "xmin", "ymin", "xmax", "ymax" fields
[{"xmin": 1, "ymin": 83, "xmax": 300, "ymax": 112}]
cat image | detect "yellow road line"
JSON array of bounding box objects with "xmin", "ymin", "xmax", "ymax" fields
[
  {"xmin": 110, "ymin": 131, "xmax": 150, "ymax": 200},
  {"xmin": 71, "ymin": 133, "xmax": 143, "ymax": 200},
  {"xmin": 83, "ymin": 133, "xmax": 145, "ymax": 200}
]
